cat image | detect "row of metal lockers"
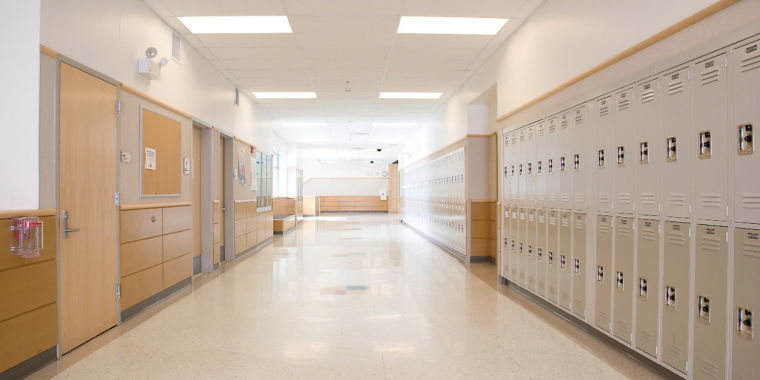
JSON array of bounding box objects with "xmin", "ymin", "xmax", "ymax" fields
[
  {"xmin": 500, "ymin": 35, "xmax": 760, "ymax": 380},
  {"xmin": 502, "ymin": 37, "xmax": 759, "ymax": 225}
]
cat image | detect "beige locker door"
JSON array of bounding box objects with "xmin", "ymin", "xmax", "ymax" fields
[
  {"xmin": 636, "ymin": 78, "xmax": 661, "ymax": 217},
  {"xmin": 546, "ymin": 118, "xmax": 560, "ymax": 208},
  {"xmin": 732, "ymin": 228, "xmax": 760, "ymax": 379},
  {"xmin": 536, "ymin": 122, "xmax": 547, "ymax": 207},
  {"xmin": 595, "ymin": 215, "xmax": 613, "ymax": 332},
  {"xmin": 59, "ymin": 63, "xmax": 118, "ymax": 353},
  {"xmin": 558, "ymin": 112, "xmax": 573, "ymax": 209},
  {"xmin": 526, "ymin": 125, "xmax": 537, "ymax": 206},
  {"xmin": 218, "ymin": 136, "xmax": 225, "ymax": 263},
  {"xmin": 503, "ymin": 206, "xmax": 510, "ymax": 279},
  {"xmin": 510, "ymin": 133, "xmax": 520, "ymax": 205},
  {"xmin": 510, "ymin": 207, "xmax": 519, "ymax": 279},
  {"xmin": 595, "ymin": 95, "xmax": 615, "ymax": 213},
  {"xmin": 536, "ymin": 209, "xmax": 548, "ymax": 297},
  {"xmin": 662, "ymin": 221, "xmax": 691, "ymax": 374},
  {"xmin": 613, "ymin": 217, "xmax": 635, "ymax": 344},
  {"xmin": 192, "ymin": 127, "xmax": 201, "ymax": 274},
  {"xmin": 693, "ymin": 225, "xmax": 727, "ymax": 380},
  {"xmin": 518, "ymin": 208, "xmax": 527, "ymax": 286},
  {"xmin": 547, "ymin": 211, "xmax": 560, "ymax": 304},
  {"xmin": 571, "ymin": 106, "xmax": 587, "ymax": 211},
  {"xmin": 636, "ymin": 219, "xmax": 660, "ymax": 358},
  {"xmin": 518, "ymin": 129, "xmax": 527, "ymax": 206},
  {"xmin": 614, "ymin": 88, "xmax": 636, "ymax": 214},
  {"xmin": 572, "ymin": 213, "xmax": 586, "ymax": 319},
  {"xmin": 559, "ymin": 211, "xmax": 572, "ymax": 310},
  {"xmin": 503, "ymin": 133, "xmax": 510, "ymax": 207},
  {"xmin": 732, "ymin": 40, "xmax": 760, "ymax": 225},
  {"xmin": 693, "ymin": 54, "xmax": 728, "ymax": 222},
  {"xmin": 661, "ymin": 67, "xmax": 693, "ymax": 219},
  {"xmin": 527, "ymin": 209, "xmax": 537, "ymax": 291}
]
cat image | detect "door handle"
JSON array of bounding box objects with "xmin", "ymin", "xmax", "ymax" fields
[{"xmin": 63, "ymin": 210, "xmax": 80, "ymax": 239}]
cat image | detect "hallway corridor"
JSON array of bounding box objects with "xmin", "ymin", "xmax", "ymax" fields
[{"xmin": 29, "ymin": 214, "xmax": 663, "ymax": 380}]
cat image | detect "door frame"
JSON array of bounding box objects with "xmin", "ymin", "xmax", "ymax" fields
[
  {"xmin": 53, "ymin": 54, "xmax": 122, "ymax": 356},
  {"xmin": 192, "ymin": 119, "xmax": 214, "ymax": 273},
  {"xmin": 220, "ymin": 132, "xmax": 235, "ymax": 262}
]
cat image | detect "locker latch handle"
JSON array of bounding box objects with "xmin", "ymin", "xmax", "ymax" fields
[
  {"xmin": 698, "ymin": 296, "xmax": 710, "ymax": 324},
  {"xmin": 666, "ymin": 286, "xmax": 677, "ymax": 310},
  {"xmin": 574, "ymin": 258, "xmax": 580, "ymax": 274},
  {"xmin": 640, "ymin": 142, "xmax": 649, "ymax": 164},
  {"xmin": 537, "ymin": 161, "xmax": 542, "ymax": 174},
  {"xmin": 538, "ymin": 248, "xmax": 543, "ymax": 261},
  {"xmin": 597, "ymin": 266, "xmax": 604, "ymax": 283},
  {"xmin": 560, "ymin": 157, "xmax": 566, "ymax": 172},
  {"xmin": 698, "ymin": 131, "xmax": 712, "ymax": 159},
  {"xmin": 560, "ymin": 255, "xmax": 566, "ymax": 269},
  {"xmin": 737, "ymin": 307, "xmax": 753, "ymax": 339},
  {"xmin": 666, "ymin": 137, "xmax": 677, "ymax": 162},
  {"xmin": 598, "ymin": 150, "xmax": 605, "ymax": 167},
  {"xmin": 527, "ymin": 245, "xmax": 532, "ymax": 257},
  {"xmin": 738, "ymin": 124, "xmax": 754, "ymax": 156},
  {"xmin": 574, "ymin": 154, "xmax": 580, "ymax": 171},
  {"xmin": 616, "ymin": 271, "xmax": 624, "ymax": 291},
  {"xmin": 639, "ymin": 278, "xmax": 648, "ymax": 299},
  {"xmin": 548, "ymin": 251, "xmax": 554, "ymax": 264},
  {"xmin": 617, "ymin": 146, "xmax": 625, "ymax": 166},
  {"xmin": 548, "ymin": 159, "xmax": 553, "ymax": 173}
]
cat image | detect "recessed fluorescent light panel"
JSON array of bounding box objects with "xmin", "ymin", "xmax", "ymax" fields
[
  {"xmin": 285, "ymin": 122, "xmax": 328, "ymax": 127},
  {"xmin": 398, "ymin": 16, "xmax": 508, "ymax": 35},
  {"xmin": 178, "ymin": 16, "xmax": 293, "ymax": 34},
  {"xmin": 319, "ymin": 160, "xmax": 342, "ymax": 164},
  {"xmin": 379, "ymin": 92, "xmax": 442, "ymax": 99},
  {"xmin": 299, "ymin": 139, "xmax": 332, "ymax": 143},
  {"xmin": 372, "ymin": 122, "xmax": 416, "ymax": 127},
  {"xmin": 253, "ymin": 92, "xmax": 317, "ymax": 99}
]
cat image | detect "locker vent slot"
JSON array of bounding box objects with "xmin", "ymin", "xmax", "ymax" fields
[
  {"xmin": 740, "ymin": 194, "xmax": 760, "ymax": 210},
  {"xmin": 668, "ymin": 193, "xmax": 686, "ymax": 207},
  {"xmin": 667, "ymin": 80, "xmax": 684, "ymax": 95},
  {"xmin": 641, "ymin": 228, "xmax": 656, "ymax": 241},
  {"xmin": 638, "ymin": 331, "xmax": 655, "ymax": 347},
  {"xmin": 574, "ymin": 300, "xmax": 584, "ymax": 311},
  {"xmin": 618, "ymin": 193, "xmax": 632, "ymax": 205},
  {"xmin": 529, "ymin": 213, "xmax": 535, "ymax": 222},
  {"xmin": 537, "ymin": 126, "xmax": 545, "ymax": 136},
  {"xmin": 575, "ymin": 220, "xmax": 584, "ymax": 229},
  {"xmin": 737, "ymin": 307, "xmax": 753, "ymax": 339},
  {"xmin": 699, "ymin": 236, "xmax": 721, "ymax": 251},
  {"xmin": 538, "ymin": 215, "xmax": 545, "ymax": 224},
  {"xmin": 575, "ymin": 112, "xmax": 583, "ymax": 125},
  {"xmin": 598, "ymin": 193, "xmax": 611, "ymax": 204},
  {"xmin": 561, "ymin": 194, "xmax": 570, "ymax": 203},
  {"xmin": 519, "ymin": 134, "xmax": 525, "ymax": 142},
  {"xmin": 696, "ymin": 359, "xmax": 719, "ymax": 379},
  {"xmin": 667, "ymin": 232, "xmax": 686, "ymax": 245},
  {"xmin": 618, "ymin": 223, "xmax": 632, "ymax": 238},
  {"xmin": 561, "ymin": 218, "xmax": 570, "ymax": 228},
  {"xmin": 740, "ymin": 238, "xmax": 760, "ymax": 258},
  {"xmin": 641, "ymin": 89, "xmax": 655, "ymax": 103},
  {"xmin": 615, "ymin": 320, "xmax": 630, "ymax": 333},
  {"xmin": 549, "ymin": 216, "xmax": 556, "ymax": 225},
  {"xmin": 561, "ymin": 117, "xmax": 569, "ymax": 129},
  {"xmin": 597, "ymin": 310, "xmax": 610, "ymax": 326},
  {"xmin": 641, "ymin": 193, "xmax": 656, "ymax": 205},
  {"xmin": 528, "ymin": 129, "xmax": 534, "ymax": 139},
  {"xmin": 599, "ymin": 104, "xmax": 609, "ymax": 117},
  {"xmin": 618, "ymin": 97, "xmax": 630, "ymax": 111},
  {"xmin": 598, "ymin": 223, "xmax": 610, "ymax": 234},
  {"xmin": 574, "ymin": 193, "xmax": 584, "ymax": 203},
  {"xmin": 699, "ymin": 68, "xmax": 720, "ymax": 86},
  {"xmin": 549, "ymin": 122, "xmax": 556, "ymax": 133},
  {"xmin": 665, "ymin": 342, "xmax": 684, "ymax": 360},
  {"xmin": 739, "ymin": 52, "xmax": 760, "ymax": 73}
]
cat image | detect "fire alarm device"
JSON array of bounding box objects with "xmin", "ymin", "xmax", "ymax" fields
[
  {"xmin": 10, "ymin": 217, "xmax": 43, "ymax": 259},
  {"xmin": 184, "ymin": 158, "xmax": 190, "ymax": 175}
]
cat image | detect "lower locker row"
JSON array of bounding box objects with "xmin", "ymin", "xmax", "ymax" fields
[{"xmin": 502, "ymin": 207, "xmax": 759, "ymax": 379}]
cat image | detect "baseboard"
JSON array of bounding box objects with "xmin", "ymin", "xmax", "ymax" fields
[
  {"xmin": 274, "ymin": 225, "xmax": 295, "ymax": 235},
  {"xmin": 121, "ymin": 277, "xmax": 192, "ymax": 322},
  {"xmin": 500, "ymin": 276, "xmax": 683, "ymax": 380},
  {"xmin": 192, "ymin": 255, "xmax": 201, "ymax": 274},
  {"xmin": 400, "ymin": 220, "xmax": 466, "ymax": 261},
  {"xmin": 469, "ymin": 255, "xmax": 495, "ymax": 263},
  {"xmin": 235, "ymin": 236, "xmax": 273, "ymax": 260},
  {"xmin": 0, "ymin": 346, "xmax": 57, "ymax": 380}
]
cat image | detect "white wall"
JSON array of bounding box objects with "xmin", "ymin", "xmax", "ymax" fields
[
  {"xmin": 400, "ymin": 0, "xmax": 735, "ymax": 169},
  {"xmin": 302, "ymin": 158, "xmax": 391, "ymax": 196},
  {"xmin": 304, "ymin": 178, "xmax": 388, "ymax": 197},
  {"xmin": 0, "ymin": 1, "xmax": 41, "ymax": 210}
]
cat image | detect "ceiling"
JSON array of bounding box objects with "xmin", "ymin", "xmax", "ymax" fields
[{"xmin": 143, "ymin": 0, "xmax": 544, "ymax": 162}]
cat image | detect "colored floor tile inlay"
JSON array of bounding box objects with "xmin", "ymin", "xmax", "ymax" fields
[{"xmin": 320, "ymin": 285, "xmax": 371, "ymax": 295}]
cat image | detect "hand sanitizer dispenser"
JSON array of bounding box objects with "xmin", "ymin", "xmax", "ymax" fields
[{"xmin": 380, "ymin": 189, "xmax": 387, "ymax": 201}]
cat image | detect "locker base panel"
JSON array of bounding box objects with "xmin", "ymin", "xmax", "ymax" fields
[
  {"xmin": 213, "ymin": 263, "xmax": 220, "ymax": 272},
  {"xmin": 234, "ymin": 236, "xmax": 274, "ymax": 261},
  {"xmin": 0, "ymin": 346, "xmax": 56, "ymax": 380},
  {"xmin": 400, "ymin": 220, "xmax": 466, "ymax": 261},
  {"xmin": 192, "ymin": 255, "xmax": 201, "ymax": 275},
  {"xmin": 121, "ymin": 277, "xmax": 192, "ymax": 322},
  {"xmin": 499, "ymin": 275, "xmax": 684, "ymax": 380},
  {"xmin": 469, "ymin": 255, "xmax": 495, "ymax": 263},
  {"xmin": 274, "ymin": 225, "xmax": 295, "ymax": 235},
  {"xmin": 320, "ymin": 211, "xmax": 388, "ymax": 213}
]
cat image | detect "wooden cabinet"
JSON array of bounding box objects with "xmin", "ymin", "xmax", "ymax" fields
[{"xmin": 318, "ymin": 196, "xmax": 388, "ymax": 212}]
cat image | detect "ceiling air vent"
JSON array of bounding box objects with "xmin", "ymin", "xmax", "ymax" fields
[{"xmin": 171, "ymin": 32, "xmax": 181, "ymax": 62}]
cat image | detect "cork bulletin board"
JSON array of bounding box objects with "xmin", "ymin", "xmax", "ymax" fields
[{"xmin": 140, "ymin": 107, "xmax": 181, "ymax": 196}]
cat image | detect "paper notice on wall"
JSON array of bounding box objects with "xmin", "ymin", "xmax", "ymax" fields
[
  {"xmin": 238, "ymin": 147, "xmax": 246, "ymax": 185},
  {"xmin": 145, "ymin": 147, "xmax": 156, "ymax": 170},
  {"xmin": 250, "ymin": 157, "xmax": 258, "ymax": 191}
]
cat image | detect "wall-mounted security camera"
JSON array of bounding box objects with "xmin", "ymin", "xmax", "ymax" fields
[
  {"xmin": 377, "ymin": 148, "xmax": 382, "ymax": 152},
  {"xmin": 138, "ymin": 47, "xmax": 169, "ymax": 80},
  {"xmin": 370, "ymin": 161, "xmax": 374, "ymax": 164}
]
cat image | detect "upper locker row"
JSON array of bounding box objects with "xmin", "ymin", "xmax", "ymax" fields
[{"xmin": 503, "ymin": 40, "xmax": 759, "ymax": 225}]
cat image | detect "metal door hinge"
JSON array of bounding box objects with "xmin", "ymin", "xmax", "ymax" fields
[
  {"xmin": 116, "ymin": 284, "xmax": 121, "ymax": 299},
  {"xmin": 114, "ymin": 192, "xmax": 120, "ymax": 206},
  {"xmin": 116, "ymin": 100, "xmax": 121, "ymax": 114}
]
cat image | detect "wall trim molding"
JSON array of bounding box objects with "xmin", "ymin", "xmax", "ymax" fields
[
  {"xmin": 39, "ymin": 44, "xmax": 57, "ymax": 58},
  {"xmin": 303, "ymin": 177, "xmax": 388, "ymax": 184},
  {"xmin": 0, "ymin": 209, "xmax": 56, "ymax": 219},
  {"xmin": 400, "ymin": 136, "xmax": 467, "ymax": 171},
  {"xmin": 233, "ymin": 136, "xmax": 256, "ymax": 150},
  {"xmin": 120, "ymin": 83, "xmax": 193, "ymax": 120},
  {"xmin": 119, "ymin": 202, "xmax": 191, "ymax": 211},
  {"xmin": 495, "ymin": 0, "xmax": 741, "ymax": 123}
]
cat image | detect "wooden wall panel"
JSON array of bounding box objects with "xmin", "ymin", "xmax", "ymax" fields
[
  {"xmin": 471, "ymin": 238, "xmax": 496, "ymax": 258},
  {"xmin": 234, "ymin": 219, "xmax": 246, "ymax": 238},
  {"xmin": 471, "ymin": 202, "xmax": 497, "ymax": 221},
  {"xmin": 246, "ymin": 217, "xmax": 257, "ymax": 233},
  {"xmin": 213, "ymin": 203, "xmax": 221, "ymax": 224},
  {"xmin": 257, "ymin": 229, "xmax": 266, "ymax": 243},
  {"xmin": 162, "ymin": 206, "xmax": 192, "ymax": 234},
  {"xmin": 0, "ymin": 216, "xmax": 56, "ymax": 271},
  {"xmin": 0, "ymin": 303, "xmax": 57, "ymax": 373},
  {"xmin": 213, "ymin": 243, "xmax": 220, "ymax": 264},
  {"xmin": 246, "ymin": 232, "xmax": 257, "ymax": 248},
  {"xmin": 120, "ymin": 265, "xmax": 163, "ymax": 310},
  {"xmin": 246, "ymin": 202, "xmax": 257, "ymax": 218},
  {"xmin": 120, "ymin": 208, "xmax": 162, "ymax": 243},
  {"xmin": 234, "ymin": 236, "xmax": 247, "ymax": 254},
  {"xmin": 234, "ymin": 203, "xmax": 246, "ymax": 220},
  {"xmin": 471, "ymin": 221, "xmax": 495, "ymax": 239},
  {"xmin": 162, "ymin": 254, "xmax": 191, "ymax": 289},
  {"xmin": 120, "ymin": 236, "xmax": 162, "ymax": 277},
  {"xmin": 0, "ymin": 261, "xmax": 57, "ymax": 322},
  {"xmin": 162, "ymin": 230, "xmax": 193, "ymax": 262},
  {"xmin": 141, "ymin": 108, "xmax": 181, "ymax": 195},
  {"xmin": 213, "ymin": 223, "xmax": 220, "ymax": 244}
]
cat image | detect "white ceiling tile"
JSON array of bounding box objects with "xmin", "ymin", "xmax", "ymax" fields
[
  {"xmin": 209, "ymin": 47, "xmax": 303, "ymax": 60},
  {"xmin": 244, "ymin": 84, "xmax": 315, "ymax": 92},
  {"xmin": 295, "ymin": 32, "xmax": 396, "ymax": 48},
  {"xmin": 467, "ymin": 60, "xmax": 484, "ymax": 71},
  {"xmin": 209, "ymin": 60, "xmax": 227, "ymax": 70},
  {"xmin": 282, "ymin": 0, "xmax": 405, "ymax": 16},
  {"xmin": 387, "ymin": 59, "xmax": 472, "ymax": 70},
  {"xmin": 310, "ymin": 77, "xmax": 383, "ymax": 85},
  {"xmin": 180, "ymin": 33, "xmax": 203, "ymax": 47},
  {"xmin": 195, "ymin": 47, "xmax": 218, "ymax": 60},
  {"xmin": 236, "ymin": 76, "xmax": 313, "ymax": 86},
  {"xmin": 288, "ymin": 16, "xmax": 399, "ymax": 33},
  {"xmin": 312, "ymin": 84, "xmax": 382, "ymax": 92},
  {"xmin": 221, "ymin": 59, "xmax": 305, "ymax": 70},
  {"xmin": 390, "ymin": 47, "xmax": 482, "ymax": 61},
  {"xmin": 304, "ymin": 58, "xmax": 388, "ymax": 70},
  {"xmin": 230, "ymin": 69, "xmax": 310, "ymax": 79},
  {"xmin": 393, "ymin": 34, "xmax": 493, "ymax": 49},
  {"xmin": 513, "ymin": 0, "xmax": 545, "ymax": 19},
  {"xmin": 401, "ymin": 0, "xmax": 524, "ymax": 18},
  {"xmin": 300, "ymin": 47, "xmax": 391, "ymax": 60},
  {"xmin": 308, "ymin": 68, "xmax": 386, "ymax": 78},
  {"xmin": 475, "ymin": 49, "xmax": 496, "ymax": 61},
  {"xmin": 384, "ymin": 69, "xmax": 474, "ymax": 79},
  {"xmin": 159, "ymin": 0, "xmax": 286, "ymax": 16},
  {"xmin": 196, "ymin": 34, "xmax": 299, "ymax": 48},
  {"xmin": 486, "ymin": 35, "xmax": 509, "ymax": 50}
]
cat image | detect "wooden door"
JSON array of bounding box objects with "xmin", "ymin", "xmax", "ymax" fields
[
  {"xmin": 192, "ymin": 127, "xmax": 201, "ymax": 273},
  {"xmin": 388, "ymin": 163, "xmax": 399, "ymax": 213},
  {"xmin": 219, "ymin": 137, "xmax": 225, "ymax": 255},
  {"xmin": 59, "ymin": 63, "xmax": 118, "ymax": 353}
]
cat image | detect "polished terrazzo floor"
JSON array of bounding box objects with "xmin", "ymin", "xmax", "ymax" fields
[{"xmin": 29, "ymin": 213, "xmax": 664, "ymax": 380}]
